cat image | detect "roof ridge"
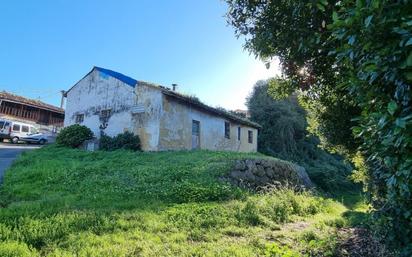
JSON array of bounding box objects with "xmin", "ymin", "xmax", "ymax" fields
[
  {"xmin": 94, "ymin": 66, "xmax": 138, "ymax": 87},
  {"xmin": 0, "ymin": 91, "xmax": 64, "ymax": 113}
]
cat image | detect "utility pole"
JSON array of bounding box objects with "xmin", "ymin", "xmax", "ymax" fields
[{"xmin": 60, "ymin": 90, "xmax": 66, "ymax": 109}]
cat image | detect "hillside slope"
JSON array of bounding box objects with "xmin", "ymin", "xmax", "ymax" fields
[{"xmin": 0, "ymin": 146, "xmax": 364, "ymax": 256}]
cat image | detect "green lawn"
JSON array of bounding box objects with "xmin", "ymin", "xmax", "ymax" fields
[{"xmin": 0, "ymin": 146, "xmax": 366, "ymax": 256}]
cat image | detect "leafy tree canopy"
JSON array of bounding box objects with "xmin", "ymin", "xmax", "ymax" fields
[
  {"xmin": 247, "ymin": 80, "xmax": 355, "ymax": 192},
  {"xmin": 227, "ymin": 0, "xmax": 412, "ymax": 253}
]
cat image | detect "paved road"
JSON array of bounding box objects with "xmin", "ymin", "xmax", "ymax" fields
[{"xmin": 0, "ymin": 143, "xmax": 39, "ymax": 184}]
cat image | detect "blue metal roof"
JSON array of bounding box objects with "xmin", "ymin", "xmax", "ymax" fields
[{"xmin": 95, "ymin": 66, "xmax": 138, "ymax": 87}]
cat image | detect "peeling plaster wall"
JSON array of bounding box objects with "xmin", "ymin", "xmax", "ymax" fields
[
  {"xmin": 158, "ymin": 96, "xmax": 258, "ymax": 152},
  {"xmin": 65, "ymin": 73, "xmax": 258, "ymax": 153},
  {"xmin": 64, "ymin": 69, "xmax": 136, "ymax": 138},
  {"xmin": 132, "ymin": 83, "xmax": 163, "ymax": 151}
]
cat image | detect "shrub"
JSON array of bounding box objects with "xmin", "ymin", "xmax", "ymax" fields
[
  {"xmin": 0, "ymin": 241, "xmax": 37, "ymax": 257},
  {"xmin": 99, "ymin": 131, "xmax": 141, "ymax": 151},
  {"xmin": 56, "ymin": 124, "xmax": 93, "ymax": 148},
  {"xmin": 264, "ymin": 243, "xmax": 300, "ymax": 257},
  {"xmin": 99, "ymin": 134, "xmax": 115, "ymax": 151}
]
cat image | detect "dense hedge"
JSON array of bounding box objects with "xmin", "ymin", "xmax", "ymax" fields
[
  {"xmin": 99, "ymin": 131, "xmax": 141, "ymax": 151},
  {"xmin": 331, "ymin": 2, "xmax": 412, "ymax": 253},
  {"xmin": 56, "ymin": 124, "xmax": 94, "ymax": 148}
]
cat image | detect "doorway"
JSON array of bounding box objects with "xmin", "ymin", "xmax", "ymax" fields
[{"xmin": 192, "ymin": 120, "xmax": 200, "ymax": 150}]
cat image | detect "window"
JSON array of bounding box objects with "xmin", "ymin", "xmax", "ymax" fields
[
  {"xmin": 100, "ymin": 109, "xmax": 111, "ymax": 119},
  {"xmin": 192, "ymin": 120, "xmax": 200, "ymax": 149},
  {"xmin": 22, "ymin": 125, "xmax": 29, "ymax": 133},
  {"xmin": 192, "ymin": 120, "xmax": 200, "ymax": 136},
  {"xmin": 224, "ymin": 122, "xmax": 230, "ymax": 139},
  {"xmin": 0, "ymin": 121, "xmax": 4, "ymax": 129},
  {"xmin": 30, "ymin": 127, "xmax": 39, "ymax": 134},
  {"xmin": 75, "ymin": 114, "xmax": 84, "ymax": 124},
  {"xmin": 237, "ymin": 127, "xmax": 241, "ymax": 141},
  {"xmin": 248, "ymin": 130, "xmax": 253, "ymax": 144},
  {"xmin": 12, "ymin": 124, "xmax": 20, "ymax": 132}
]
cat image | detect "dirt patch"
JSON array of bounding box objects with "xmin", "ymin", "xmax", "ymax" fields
[
  {"xmin": 337, "ymin": 228, "xmax": 394, "ymax": 257},
  {"xmin": 282, "ymin": 221, "xmax": 311, "ymax": 232}
]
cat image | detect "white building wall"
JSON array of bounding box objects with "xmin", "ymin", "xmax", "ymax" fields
[
  {"xmin": 64, "ymin": 69, "xmax": 136, "ymax": 138},
  {"xmin": 131, "ymin": 83, "xmax": 163, "ymax": 151},
  {"xmin": 159, "ymin": 95, "xmax": 258, "ymax": 152},
  {"xmin": 64, "ymin": 70, "xmax": 258, "ymax": 152}
]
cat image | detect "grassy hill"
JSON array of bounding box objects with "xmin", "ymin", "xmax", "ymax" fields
[{"xmin": 0, "ymin": 146, "xmax": 366, "ymax": 257}]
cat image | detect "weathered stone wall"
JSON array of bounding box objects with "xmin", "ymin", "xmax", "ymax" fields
[{"xmin": 225, "ymin": 159, "xmax": 314, "ymax": 190}]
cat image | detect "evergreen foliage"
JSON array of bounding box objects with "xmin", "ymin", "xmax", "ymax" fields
[
  {"xmin": 247, "ymin": 80, "xmax": 355, "ymax": 193},
  {"xmin": 226, "ymin": 0, "xmax": 412, "ymax": 253},
  {"xmin": 56, "ymin": 124, "xmax": 94, "ymax": 148},
  {"xmin": 99, "ymin": 131, "xmax": 141, "ymax": 151}
]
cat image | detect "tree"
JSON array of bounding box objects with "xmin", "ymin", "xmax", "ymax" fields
[
  {"xmin": 226, "ymin": 0, "xmax": 360, "ymax": 153},
  {"xmin": 247, "ymin": 79, "xmax": 355, "ymax": 193},
  {"xmin": 247, "ymin": 80, "xmax": 306, "ymax": 157},
  {"xmin": 227, "ymin": 0, "xmax": 412, "ymax": 253}
]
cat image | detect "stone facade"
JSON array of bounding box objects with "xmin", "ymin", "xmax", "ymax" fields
[
  {"xmin": 224, "ymin": 158, "xmax": 314, "ymax": 190},
  {"xmin": 64, "ymin": 67, "xmax": 260, "ymax": 152}
]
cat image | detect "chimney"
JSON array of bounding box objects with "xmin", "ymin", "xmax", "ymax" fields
[
  {"xmin": 172, "ymin": 84, "xmax": 178, "ymax": 91},
  {"xmin": 60, "ymin": 90, "xmax": 66, "ymax": 109}
]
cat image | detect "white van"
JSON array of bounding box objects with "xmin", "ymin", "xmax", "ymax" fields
[
  {"xmin": 0, "ymin": 119, "xmax": 46, "ymax": 144},
  {"xmin": 0, "ymin": 119, "xmax": 12, "ymax": 140}
]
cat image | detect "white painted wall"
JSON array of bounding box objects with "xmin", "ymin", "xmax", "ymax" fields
[
  {"xmin": 132, "ymin": 83, "xmax": 163, "ymax": 151},
  {"xmin": 64, "ymin": 69, "xmax": 136, "ymax": 138},
  {"xmin": 64, "ymin": 70, "xmax": 258, "ymax": 152}
]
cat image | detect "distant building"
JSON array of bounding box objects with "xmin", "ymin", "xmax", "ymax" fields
[
  {"xmin": 64, "ymin": 67, "xmax": 260, "ymax": 152},
  {"xmin": 0, "ymin": 91, "xmax": 65, "ymax": 129},
  {"xmin": 233, "ymin": 109, "xmax": 251, "ymax": 119}
]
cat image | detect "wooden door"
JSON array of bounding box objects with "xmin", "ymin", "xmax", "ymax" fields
[{"xmin": 192, "ymin": 120, "xmax": 200, "ymax": 150}]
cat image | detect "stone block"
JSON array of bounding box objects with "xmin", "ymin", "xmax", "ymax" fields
[
  {"xmin": 234, "ymin": 160, "xmax": 246, "ymax": 171},
  {"xmin": 255, "ymin": 165, "xmax": 266, "ymax": 177}
]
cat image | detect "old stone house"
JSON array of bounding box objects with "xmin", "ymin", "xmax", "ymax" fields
[{"xmin": 63, "ymin": 67, "xmax": 260, "ymax": 152}]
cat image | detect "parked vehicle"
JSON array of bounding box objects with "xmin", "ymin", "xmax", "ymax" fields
[
  {"xmin": 0, "ymin": 119, "xmax": 46, "ymax": 144},
  {"xmin": 19, "ymin": 133, "xmax": 48, "ymax": 145},
  {"xmin": 0, "ymin": 119, "xmax": 11, "ymax": 140}
]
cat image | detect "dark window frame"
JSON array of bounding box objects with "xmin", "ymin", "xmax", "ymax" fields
[
  {"xmin": 75, "ymin": 114, "xmax": 84, "ymax": 124},
  {"xmin": 237, "ymin": 127, "xmax": 241, "ymax": 141},
  {"xmin": 21, "ymin": 125, "xmax": 29, "ymax": 133},
  {"xmin": 192, "ymin": 120, "xmax": 200, "ymax": 136},
  {"xmin": 248, "ymin": 130, "xmax": 253, "ymax": 144},
  {"xmin": 12, "ymin": 124, "xmax": 20, "ymax": 132},
  {"xmin": 100, "ymin": 109, "xmax": 111, "ymax": 119},
  {"xmin": 224, "ymin": 121, "xmax": 230, "ymax": 139}
]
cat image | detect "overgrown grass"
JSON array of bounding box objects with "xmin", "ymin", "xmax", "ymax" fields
[{"xmin": 0, "ymin": 146, "xmax": 365, "ymax": 256}]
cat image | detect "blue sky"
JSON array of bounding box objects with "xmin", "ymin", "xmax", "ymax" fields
[{"xmin": 0, "ymin": 0, "xmax": 279, "ymax": 110}]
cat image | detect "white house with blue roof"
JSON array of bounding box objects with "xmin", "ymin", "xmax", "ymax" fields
[{"xmin": 63, "ymin": 67, "xmax": 260, "ymax": 152}]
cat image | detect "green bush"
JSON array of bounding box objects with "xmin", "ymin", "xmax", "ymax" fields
[
  {"xmin": 56, "ymin": 124, "xmax": 93, "ymax": 148},
  {"xmin": 99, "ymin": 131, "xmax": 141, "ymax": 151},
  {"xmin": 99, "ymin": 134, "xmax": 115, "ymax": 151},
  {"xmin": 0, "ymin": 241, "xmax": 37, "ymax": 257}
]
